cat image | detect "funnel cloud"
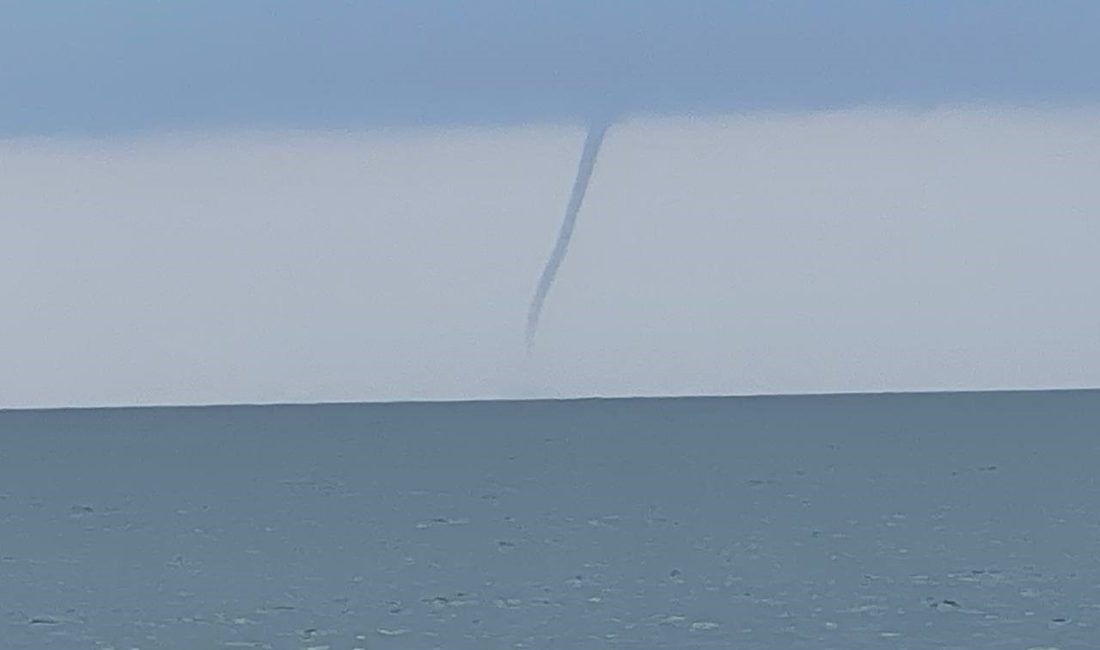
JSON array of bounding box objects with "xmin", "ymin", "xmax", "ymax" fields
[{"xmin": 526, "ymin": 121, "xmax": 610, "ymax": 350}]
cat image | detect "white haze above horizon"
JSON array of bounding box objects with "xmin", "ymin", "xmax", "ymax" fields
[{"xmin": 4, "ymin": 107, "xmax": 1100, "ymax": 409}]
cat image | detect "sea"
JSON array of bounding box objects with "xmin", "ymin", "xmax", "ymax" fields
[{"xmin": 2, "ymin": 389, "xmax": 1098, "ymax": 649}]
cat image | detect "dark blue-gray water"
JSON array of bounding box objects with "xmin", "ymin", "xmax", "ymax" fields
[{"xmin": 2, "ymin": 389, "xmax": 1098, "ymax": 649}]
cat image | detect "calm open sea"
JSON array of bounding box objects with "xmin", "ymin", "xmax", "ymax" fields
[{"xmin": 2, "ymin": 390, "xmax": 1098, "ymax": 648}]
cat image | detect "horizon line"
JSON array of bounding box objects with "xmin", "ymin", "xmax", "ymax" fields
[{"xmin": 4, "ymin": 385, "xmax": 1099, "ymax": 415}]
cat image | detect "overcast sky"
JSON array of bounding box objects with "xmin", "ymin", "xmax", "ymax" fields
[
  {"xmin": 3, "ymin": 4, "xmax": 1100, "ymax": 408},
  {"xmin": 3, "ymin": 2, "xmax": 1100, "ymax": 135}
]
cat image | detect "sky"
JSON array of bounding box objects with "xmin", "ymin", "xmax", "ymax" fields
[
  {"xmin": 3, "ymin": 2, "xmax": 1100, "ymax": 135},
  {"xmin": 3, "ymin": 3, "xmax": 1100, "ymax": 408}
]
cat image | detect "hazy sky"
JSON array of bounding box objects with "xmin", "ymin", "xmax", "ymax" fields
[
  {"xmin": 4, "ymin": 110, "xmax": 1100, "ymax": 408},
  {"xmin": 4, "ymin": 4, "xmax": 1100, "ymax": 407}
]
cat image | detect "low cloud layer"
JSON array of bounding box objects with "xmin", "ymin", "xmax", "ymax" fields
[{"xmin": 4, "ymin": 108, "xmax": 1100, "ymax": 408}]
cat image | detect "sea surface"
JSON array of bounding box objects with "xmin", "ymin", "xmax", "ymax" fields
[{"xmin": 2, "ymin": 390, "xmax": 1098, "ymax": 649}]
